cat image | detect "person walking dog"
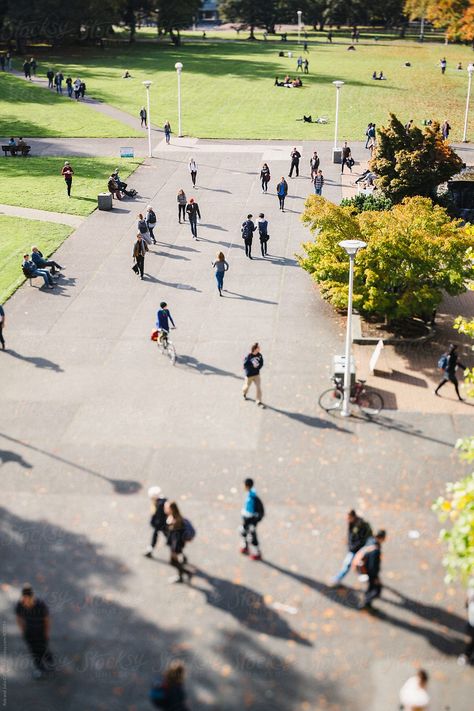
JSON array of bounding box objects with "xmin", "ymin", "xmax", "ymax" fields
[
  {"xmin": 242, "ymin": 342, "xmax": 264, "ymax": 406},
  {"xmin": 212, "ymin": 252, "xmax": 229, "ymax": 296}
]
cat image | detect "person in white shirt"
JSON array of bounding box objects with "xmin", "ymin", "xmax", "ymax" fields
[
  {"xmin": 399, "ymin": 669, "xmax": 430, "ymax": 711},
  {"xmin": 189, "ymin": 158, "xmax": 197, "ymax": 187}
]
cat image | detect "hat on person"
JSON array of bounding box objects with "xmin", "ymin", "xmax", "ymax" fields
[
  {"xmin": 148, "ymin": 486, "xmax": 162, "ymax": 499},
  {"xmin": 64, "ymin": 161, "xmax": 70, "ymax": 165},
  {"xmin": 21, "ymin": 584, "xmax": 34, "ymax": 596}
]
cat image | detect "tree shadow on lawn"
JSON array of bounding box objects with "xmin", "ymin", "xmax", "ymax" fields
[{"xmin": 1, "ymin": 507, "xmax": 337, "ymax": 710}]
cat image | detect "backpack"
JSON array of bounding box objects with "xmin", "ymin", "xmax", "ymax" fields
[
  {"xmin": 253, "ymin": 496, "xmax": 265, "ymax": 522},
  {"xmin": 241, "ymin": 221, "xmax": 252, "ymax": 239},
  {"xmin": 22, "ymin": 264, "xmax": 33, "ymax": 278},
  {"xmin": 138, "ymin": 219, "xmax": 148, "ymax": 234},
  {"xmin": 150, "ymin": 679, "xmax": 168, "ymax": 708},
  {"xmin": 183, "ymin": 518, "xmax": 196, "ymax": 542},
  {"xmin": 438, "ymin": 354, "xmax": 448, "ymax": 370}
]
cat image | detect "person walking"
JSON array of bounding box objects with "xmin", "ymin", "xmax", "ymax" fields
[
  {"xmin": 31, "ymin": 246, "xmax": 63, "ymax": 276},
  {"xmin": 341, "ymin": 141, "xmax": 353, "ymax": 174},
  {"xmin": 133, "ymin": 233, "xmax": 148, "ymax": 279},
  {"xmin": 440, "ymin": 57, "xmax": 447, "ymax": 74},
  {"xmin": 435, "ymin": 344, "xmax": 466, "ymax": 400},
  {"xmin": 309, "ymin": 151, "xmax": 320, "ymax": 180},
  {"xmin": 46, "ymin": 69, "xmax": 54, "ymax": 89},
  {"xmin": 22, "ymin": 254, "xmax": 54, "ymax": 288},
  {"xmin": 304, "ymin": 58, "xmax": 309, "ymax": 74},
  {"xmin": 242, "ymin": 342, "xmax": 264, "ymax": 406},
  {"xmin": 144, "ymin": 486, "xmax": 168, "ymax": 558},
  {"xmin": 177, "ymin": 189, "xmax": 187, "ymax": 223},
  {"xmin": 79, "ymin": 81, "xmax": 86, "ymax": 99},
  {"xmin": 30, "ymin": 57, "xmax": 37, "ymax": 76},
  {"xmin": 296, "ymin": 56, "xmax": 303, "ymax": 72},
  {"xmin": 331, "ymin": 510, "xmax": 372, "ymax": 586},
  {"xmin": 240, "ymin": 478, "xmax": 264, "ymax": 560},
  {"xmin": 188, "ymin": 158, "xmax": 197, "ymax": 187},
  {"xmin": 15, "ymin": 584, "xmax": 54, "ymax": 679},
  {"xmin": 186, "ymin": 198, "xmax": 201, "ymax": 240},
  {"xmin": 137, "ymin": 213, "xmax": 153, "ymax": 245},
  {"xmin": 54, "ymin": 71, "xmax": 63, "ymax": 94},
  {"xmin": 399, "ymin": 669, "xmax": 430, "ymax": 711},
  {"xmin": 166, "ymin": 502, "xmax": 193, "ymax": 583},
  {"xmin": 313, "ymin": 169, "xmax": 324, "ymax": 196},
  {"xmin": 150, "ymin": 660, "xmax": 190, "ymax": 710},
  {"xmin": 145, "ymin": 206, "xmax": 157, "ymax": 244},
  {"xmin": 164, "ymin": 120, "xmax": 171, "ymax": 144},
  {"xmin": 257, "ymin": 213, "xmax": 269, "ymax": 257},
  {"xmin": 356, "ymin": 529, "xmax": 387, "ymax": 609},
  {"xmin": 441, "ymin": 119, "xmax": 451, "ymax": 140},
  {"xmin": 139, "ymin": 106, "xmax": 147, "ymax": 128},
  {"xmin": 0, "ymin": 303, "xmax": 5, "ymax": 351},
  {"xmin": 260, "ymin": 163, "xmax": 271, "ymax": 193},
  {"xmin": 276, "ymin": 177, "xmax": 288, "ymax": 211},
  {"xmin": 23, "ymin": 59, "xmax": 31, "ymax": 80},
  {"xmin": 73, "ymin": 77, "xmax": 81, "ymax": 100},
  {"xmin": 241, "ymin": 214, "xmax": 257, "ymax": 259},
  {"xmin": 458, "ymin": 583, "xmax": 474, "ymax": 665},
  {"xmin": 212, "ymin": 252, "xmax": 229, "ymax": 296},
  {"xmin": 61, "ymin": 161, "xmax": 74, "ymax": 197},
  {"xmin": 289, "ymin": 147, "xmax": 301, "ymax": 178},
  {"xmin": 364, "ymin": 123, "xmax": 373, "ymax": 149},
  {"xmin": 65, "ymin": 76, "xmax": 73, "ymax": 98}
]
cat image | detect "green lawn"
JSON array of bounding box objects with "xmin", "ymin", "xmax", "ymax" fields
[
  {"xmin": 0, "ymin": 73, "xmax": 141, "ymax": 138},
  {"xmin": 28, "ymin": 38, "xmax": 474, "ymax": 141},
  {"xmin": 0, "ymin": 215, "xmax": 72, "ymax": 303},
  {"xmin": 0, "ymin": 157, "xmax": 142, "ymax": 215}
]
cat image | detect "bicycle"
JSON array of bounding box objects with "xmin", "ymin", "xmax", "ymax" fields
[
  {"xmin": 318, "ymin": 376, "xmax": 384, "ymax": 416},
  {"xmin": 156, "ymin": 329, "xmax": 176, "ymax": 365}
]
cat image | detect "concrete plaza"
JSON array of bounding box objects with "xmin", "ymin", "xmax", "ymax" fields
[{"xmin": 1, "ymin": 138, "xmax": 473, "ymax": 710}]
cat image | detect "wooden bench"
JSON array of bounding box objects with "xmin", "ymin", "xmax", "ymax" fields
[{"xmin": 2, "ymin": 145, "xmax": 31, "ymax": 157}]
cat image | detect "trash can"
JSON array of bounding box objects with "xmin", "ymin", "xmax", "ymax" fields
[
  {"xmin": 98, "ymin": 192, "xmax": 112, "ymax": 211},
  {"xmin": 333, "ymin": 355, "xmax": 356, "ymax": 387},
  {"xmin": 332, "ymin": 148, "xmax": 342, "ymax": 164}
]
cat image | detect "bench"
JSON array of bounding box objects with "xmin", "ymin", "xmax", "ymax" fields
[{"xmin": 2, "ymin": 145, "xmax": 31, "ymax": 157}]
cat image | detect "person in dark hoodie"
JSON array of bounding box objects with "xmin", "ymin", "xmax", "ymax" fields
[
  {"xmin": 242, "ymin": 342, "xmax": 264, "ymax": 406},
  {"xmin": 241, "ymin": 214, "xmax": 257, "ymax": 259},
  {"xmin": 435, "ymin": 343, "xmax": 467, "ymax": 401},
  {"xmin": 144, "ymin": 486, "xmax": 168, "ymax": 558},
  {"xmin": 331, "ymin": 510, "xmax": 372, "ymax": 586},
  {"xmin": 358, "ymin": 529, "xmax": 387, "ymax": 609}
]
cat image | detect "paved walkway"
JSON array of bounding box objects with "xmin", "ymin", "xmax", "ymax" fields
[
  {"xmin": 0, "ymin": 203, "xmax": 84, "ymax": 227},
  {"xmin": 1, "ymin": 141, "xmax": 472, "ymax": 711}
]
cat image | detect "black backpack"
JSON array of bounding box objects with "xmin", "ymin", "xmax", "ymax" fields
[
  {"xmin": 241, "ymin": 221, "xmax": 252, "ymax": 239},
  {"xmin": 254, "ymin": 495, "xmax": 265, "ymax": 522},
  {"xmin": 138, "ymin": 219, "xmax": 148, "ymax": 234}
]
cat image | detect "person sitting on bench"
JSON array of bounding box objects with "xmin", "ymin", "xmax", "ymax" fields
[
  {"xmin": 22, "ymin": 254, "xmax": 54, "ymax": 288},
  {"xmin": 31, "ymin": 246, "xmax": 63, "ymax": 276},
  {"xmin": 112, "ymin": 170, "xmax": 135, "ymax": 197},
  {"xmin": 108, "ymin": 174, "xmax": 123, "ymax": 200}
]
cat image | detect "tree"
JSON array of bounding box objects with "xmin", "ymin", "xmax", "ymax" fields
[
  {"xmin": 154, "ymin": 0, "xmax": 201, "ymax": 45},
  {"xmin": 299, "ymin": 196, "xmax": 474, "ymax": 321},
  {"xmin": 426, "ymin": 0, "xmax": 469, "ymax": 39},
  {"xmin": 370, "ymin": 114, "xmax": 463, "ymax": 204},
  {"xmin": 219, "ymin": 0, "xmax": 277, "ymax": 36},
  {"xmin": 340, "ymin": 193, "xmax": 393, "ymax": 212}
]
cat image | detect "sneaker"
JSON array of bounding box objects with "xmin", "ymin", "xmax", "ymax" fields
[
  {"xmin": 257, "ymin": 401, "xmax": 265, "ymax": 409},
  {"xmin": 250, "ymin": 553, "xmax": 262, "ymax": 561},
  {"xmin": 457, "ymin": 654, "xmax": 468, "ymax": 666},
  {"xmin": 240, "ymin": 547, "xmax": 249, "ymax": 555},
  {"xmin": 144, "ymin": 548, "xmax": 153, "ymax": 558},
  {"xmin": 242, "ymin": 393, "xmax": 248, "ymax": 400},
  {"xmin": 168, "ymin": 575, "xmax": 184, "ymax": 584}
]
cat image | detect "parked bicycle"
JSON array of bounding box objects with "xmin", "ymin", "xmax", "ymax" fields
[
  {"xmin": 318, "ymin": 376, "xmax": 384, "ymax": 416},
  {"xmin": 157, "ymin": 330, "xmax": 176, "ymax": 365}
]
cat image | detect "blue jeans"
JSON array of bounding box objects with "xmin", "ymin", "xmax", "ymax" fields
[
  {"xmin": 314, "ymin": 186, "xmax": 322, "ymax": 195},
  {"xmin": 215, "ymin": 271, "xmax": 224, "ymax": 291},
  {"xmin": 189, "ymin": 218, "xmax": 197, "ymax": 238},
  {"xmin": 334, "ymin": 551, "xmax": 354, "ymax": 582}
]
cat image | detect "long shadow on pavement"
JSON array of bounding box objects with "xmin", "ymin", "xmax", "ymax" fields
[
  {"xmin": 265, "ymin": 405, "xmax": 351, "ymax": 433},
  {"xmin": 350, "ymin": 413, "xmax": 455, "ymax": 448},
  {"xmin": 223, "ymin": 290, "xmax": 277, "ymax": 305},
  {"xmin": 0, "ymin": 433, "xmax": 141, "ymax": 495},
  {"xmin": 192, "ymin": 568, "xmax": 312, "ymax": 647},
  {"xmin": 178, "ymin": 355, "xmax": 241, "ymax": 379},
  {"xmin": 4, "ymin": 350, "xmax": 63, "ymax": 372}
]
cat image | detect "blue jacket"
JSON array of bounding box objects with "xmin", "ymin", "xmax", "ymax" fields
[
  {"xmin": 31, "ymin": 251, "xmax": 47, "ymax": 268},
  {"xmin": 156, "ymin": 308, "xmax": 175, "ymax": 331},
  {"xmin": 242, "ymin": 488, "xmax": 258, "ymax": 518}
]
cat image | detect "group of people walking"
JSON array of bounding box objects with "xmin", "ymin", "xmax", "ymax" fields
[{"xmin": 46, "ymin": 70, "xmax": 86, "ymax": 99}]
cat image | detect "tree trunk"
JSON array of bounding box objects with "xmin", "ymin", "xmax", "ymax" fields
[
  {"xmin": 129, "ymin": 19, "xmax": 136, "ymax": 43},
  {"xmin": 248, "ymin": 24, "xmax": 256, "ymax": 40},
  {"xmin": 169, "ymin": 28, "xmax": 181, "ymax": 46}
]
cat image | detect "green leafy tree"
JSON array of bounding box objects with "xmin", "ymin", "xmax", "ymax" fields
[
  {"xmin": 219, "ymin": 0, "xmax": 277, "ymax": 36},
  {"xmin": 299, "ymin": 196, "xmax": 474, "ymax": 321},
  {"xmin": 340, "ymin": 193, "xmax": 393, "ymax": 212},
  {"xmin": 154, "ymin": 0, "xmax": 201, "ymax": 45},
  {"xmin": 370, "ymin": 114, "xmax": 463, "ymax": 204}
]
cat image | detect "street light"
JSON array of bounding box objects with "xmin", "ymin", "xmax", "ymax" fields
[
  {"xmin": 297, "ymin": 10, "xmax": 302, "ymax": 44},
  {"xmin": 339, "ymin": 239, "xmax": 367, "ymax": 417},
  {"xmin": 142, "ymin": 80, "xmax": 153, "ymax": 158},
  {"xmin": 332, "ymin": 80, "xmax": 344, "ymax": 163},
  {"xmin": 175, "ymin": 62, "xmax": 183, "ymax": 137},
  {"xmin": 463, "ymin": 63, "xmax": 474, "ymax": 143}
]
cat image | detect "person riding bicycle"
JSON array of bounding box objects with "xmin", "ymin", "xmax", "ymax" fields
[{"xmin": 156, "ymin": 302, "xmax": 176, "ymax": 346}]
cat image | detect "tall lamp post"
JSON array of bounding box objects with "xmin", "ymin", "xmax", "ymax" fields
[
  {"xmin": 332, "ymin": 80, "xmax": 344, "ymax": 163},
  {"xmin": 463, "ymin": 63, "xmax": 474, "ymax": 143},
  {"xmin": 175, "ymin": 62, "xmax": 183, "ymax": 138},
  {"xmin": 297, "ymin": 10, "xmax": 302, "ymax": 44},
  {"xmin": 339, "ymin": 239, "xmax": 367, "ymax": 417},
  {"xmin": 142, "ymin": 80, "xmax": 153, "ymax": 158}
]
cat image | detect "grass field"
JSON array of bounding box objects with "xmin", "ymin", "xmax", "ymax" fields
[
  {"xmin": 0, "ymin": 215, "xmax": 73, "ymax": 302},
  {"xmin": 0, "ymin": 157, "xmax": 141, "ymax": 215},
  {"xmin": 20, "ymin": 38, "xmax": 474, "ymax": 141},
  {"xmin": 0, "ymin": 73, "xmax": 140, "ymax": 138}
]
